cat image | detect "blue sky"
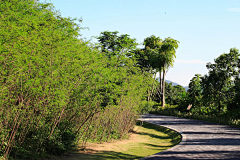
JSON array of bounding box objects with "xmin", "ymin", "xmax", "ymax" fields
[{"xmin": 41, "ymin": 0, "xmax": 240, "ymax": 86}]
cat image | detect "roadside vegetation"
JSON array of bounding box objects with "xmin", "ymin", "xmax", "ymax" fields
[
  {"xmin": 48, "ymin": 122, "xmax": 181, "ymax": 160},
  {"xmin": 1, "ymin": 0, "xmax": 239, "ymax": 159},
  {"xmin": 0, "ymin": 0, "xmax": 179, "ymax": 159},
  {"xmin": 149, "ymin": 48, "xmax": 240, "ymax": 128},
  {"xmin": 150, "ymin": 105, "xmax": 240, "ymax": 128}
]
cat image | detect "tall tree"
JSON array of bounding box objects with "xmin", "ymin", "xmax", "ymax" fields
[
  {"xmin": 142, "ymin": 36, "xmax": 179, "ymax": 107},
  {"xmin": 156, "ymin": 38, "xmax": 179, "ymax": 107},
  {"xmin": 142, "ymin": 36, "xmax": 163, "ymax": 101}
]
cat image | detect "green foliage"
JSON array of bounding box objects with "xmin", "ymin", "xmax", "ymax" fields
[
  {"xmin": 143, "ymin": 35, "xmax": 163, "ymax": 71},
  {"xmin": 144, "ymin": 35, "xmax": 162, "ymax": 50},
  {"xmin": 134, "ymin": 48, "xmax": 153, "ymax": 73},
  {"xmin": 172, "ymin": 48, "xmax": 240, "ymax": 117},
  {"xmin": 139, "ymin": 101, "xmax": 157, "ymax": 114},
  {"xmin": 233, "ymin": 77, "xmax": 240, "ymax": 109},
  {"xmin": 187, "ymin": 74, "xmax": 202, "ymax": 108},
  {"xmin": 96, "ymin": 31, "xmax": 138, "ymax": 58},
  {"xmin": 161, "ymin": 48, "xmax": 240, "ymax": 125},
  {"xmin": 151, "ymin": 107, "xmax": 240, "ymax": 128},
  {"xmin": 0, "ymin": 1, "xmax": 153, "ymax": 159},
  {"xmin": 158, "ymin": 37, "xmax": 179, "ymax": 69},
  {"xmin": 165, "ymin": 82, "xmax": 186, "ymax": 105},
  {"xmin": 201, "ymin": 48, "xmax": 240, "ymax": 113},
  {"xmin": 143, "ymin": 36, "xmax": 180, "ymax": 107}
]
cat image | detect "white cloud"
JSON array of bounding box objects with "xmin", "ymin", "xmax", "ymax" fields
[
  {"xmin": 176, "ymin": 59, "xmax": 207, "ymax": 64},
  {"xmin": 227, "ymin": 8, "xmax": 240, "ymax": 13}
]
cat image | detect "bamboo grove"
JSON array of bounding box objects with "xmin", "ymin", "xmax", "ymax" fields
[{"xmin": 0, "ymin": 0, "xmax": 158, "ymax": 159}]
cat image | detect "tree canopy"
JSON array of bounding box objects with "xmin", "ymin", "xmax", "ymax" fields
[{"xmin": 142, "ymin": 35, "xmax": 179, "ymax": 107}]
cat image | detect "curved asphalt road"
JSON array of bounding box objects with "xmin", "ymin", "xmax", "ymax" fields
[{"xmin": 139, "ymin": 114, "xmax": 240, "ymax": 160}]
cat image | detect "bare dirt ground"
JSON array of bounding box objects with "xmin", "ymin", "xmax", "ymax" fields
[
  {"xmin": 49, "ymin": 124, "xmax": 179, "ymax": 160},
  {"xmin": 80, "ymin": 126, "xmax": 148, "ymax": 153}
]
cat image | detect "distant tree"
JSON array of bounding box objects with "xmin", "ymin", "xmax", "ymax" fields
[
  {"xmin": 230, "ymin": 49, "xmax": 240, "ymax": 114},
  {"xmin": 165, "ymin": 82, "xmax": 174, "ymax": 104},
  {"xmin": 156, "ymin": 38, "xmax": 179, "ymax": 107},
  {"xmin": 232, "ymin": 73, "xmax": 240, "ymax": 117},
  {"xmin": 141, "ymin": 35, "xmax": 179, "ymax": 107},
  {"xmin": 165, "ymin": 83, "xmax": 186, "ymax": 105},
  {"xmin": 187, "ymin": 74, "xmax": 202, "ymax": 109},
  {"xmin": 133, "ymin": 36, "xmax": 163, "ymax": 102}
]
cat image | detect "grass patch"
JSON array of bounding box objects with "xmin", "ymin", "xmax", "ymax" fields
[{"xmin": 48, "ymin": 121, "xmax": 181, "ymax": 160}]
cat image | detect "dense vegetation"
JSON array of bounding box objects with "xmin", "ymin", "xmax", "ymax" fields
[
  {"xmin": 0, "ymin": 1, "xmax": 160, "ymax": 159},
  {"xmin": 2, "ymin": 0, "xmax": 238, "ymax": 160},
  {"xmin": 152, "ymin": 48, "xmax": 240, "ymax": 127},
  {"xmin": 134, "ymin": 35, "xmax": 179, "ymax": 107},
  {"xmin": 180, "ymin": 48, "xmax": 240, "ymax": 116}
]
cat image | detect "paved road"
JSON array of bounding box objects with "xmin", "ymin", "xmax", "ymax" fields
[{"xmin": 139, "ymin": 114, "xmax": 240, "ymax": 160}]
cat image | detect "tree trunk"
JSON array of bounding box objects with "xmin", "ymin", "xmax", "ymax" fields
[
  {"xmin": 147, "ymin": 90, "xmax": 150, "ymax": 102},
  {"xmin": 159, "ymin": 71, "xmax": 162, "ymax": 101},
  {"xmin": 150, "ymin": 72, "xmax": 157, "ymax": 100},
  {"xmin": 161, "ymin": 65, "xmax": 166, "ymax": 108}
]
